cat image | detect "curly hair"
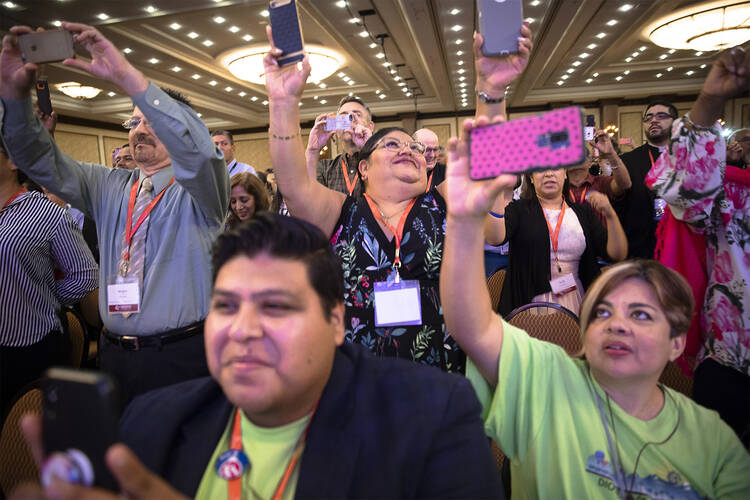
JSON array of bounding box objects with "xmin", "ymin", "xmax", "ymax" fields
[{"xmin": 226, "ymin": 172, "xmax": 270, "ymax": 229}]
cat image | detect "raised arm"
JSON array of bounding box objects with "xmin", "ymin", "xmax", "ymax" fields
[
  {"xmin": 586, "ymin": 191, "xmax": 628, "ymax": 261},
  {"xmin": 264, "ymin": 26, "xmax": 345, "ymax": 236},
  {"xmin": 441, "ymin": 118, "xmax": 517, "ymax": 385},
  {"xmin": 306, "ymin": 113, "xmax": 335, "ymax": 181},
  {"xmin": 591, "ymin": 130, "xmax": 631, "ymax": 197}
]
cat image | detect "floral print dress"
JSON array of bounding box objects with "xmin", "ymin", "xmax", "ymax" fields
[
  {"xmin": 646, "ymin": 117, "xmax": 750, "ymax": 376},
  {"xmin": 330, "ymin": 190, "xmax": 464, "ymax": 373}
]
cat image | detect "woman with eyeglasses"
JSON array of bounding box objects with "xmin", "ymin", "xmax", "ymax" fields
[
  {"xmin": 263, "ymin": 26, "xmax": 530, "ymax": 371},
  {"xmin": 439, "ymin": 123, "xmax": 750, "ymax": 498}
]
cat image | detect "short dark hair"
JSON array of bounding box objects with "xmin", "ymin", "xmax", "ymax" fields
[
  {"xmin": 520, "ymin": 171, "xmax": 571, "ymax": 202},
  {"xmin": 645, "ymin": 100, "xmax": 677, "ymax": 119},
  {"xmin": 211, "ymin": 130, "xmax": 235, "ymax": 145},
  {"xmin": 338, "ymin": 96, "xmax": 372, "ymax": 122},
  {"xmin": 160, "ymin": 86, "xmax": 193, "ymax": 109},
  {"xmin": 211, "ymin": 212, "xmax": 345, "ymax": 318},
  {"xmin": 121, "ymin": 143, "xmax": 130, "ymax": 149}
]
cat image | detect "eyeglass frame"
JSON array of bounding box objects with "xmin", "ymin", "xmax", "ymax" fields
[
  {"xmin": 122, "ymin": 116, "xmax": 151, "ymax": 130},
  {"xmin": 373, "ymin": 136, "xmax": 427, "ymax": 155},
  {"xmin": 641, "ymin": 112, "xmax": 675, "ymax": 123}
]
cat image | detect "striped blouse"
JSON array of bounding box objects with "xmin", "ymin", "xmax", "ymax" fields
[{"xmin": 0, "ymin": 190, "xmax": 98, "ymax": 346}]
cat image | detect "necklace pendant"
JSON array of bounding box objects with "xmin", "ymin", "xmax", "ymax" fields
[{"xmin": 119, "ymin": 260, "xmax": 129, "ymax": 277}]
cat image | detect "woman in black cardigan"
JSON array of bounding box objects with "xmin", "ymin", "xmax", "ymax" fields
[{"xmin": 494, "ymin": 168, "xmax": 627, "ymax": 316}]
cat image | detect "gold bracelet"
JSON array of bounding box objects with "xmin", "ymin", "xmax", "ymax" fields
[{"xmin": 269, "ymin": 129, "xmax": 301, "ymax": 140}]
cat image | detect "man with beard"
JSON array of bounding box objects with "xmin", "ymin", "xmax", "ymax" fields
[
  {"xmin": 306, "ymin": 96, "xmax": 374, "ymax": 197},
  {"xmin": 614, "ymin": 101, "xmax": 677, "ymax": 258},
  {"xmin": 413, "ymin": 128, "xmax": 446, "ymax": 189},
  {"xmin": 0, "ymin": 22, "xmax": 229, "ymax": 405},
  {"xmin": 727, "ymin": 129, "xmax": 750, "ymax": 169}
]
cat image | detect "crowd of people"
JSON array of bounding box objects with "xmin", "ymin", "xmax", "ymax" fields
[{"xmin": 0, "ymin": 15, "xmax": 748, "ymax": 500}]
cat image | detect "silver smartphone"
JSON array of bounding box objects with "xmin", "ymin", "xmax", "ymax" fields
[
  {"xmin": 19, "ymin": 30, "xmax": 75, "ymax": 64},
  {"xmin": 477, "ymin": 0, "xmax": 523, "ymax": 56}
]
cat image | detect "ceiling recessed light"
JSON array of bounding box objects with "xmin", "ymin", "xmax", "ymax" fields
[
  {"xmin": 557, "ymin": 81, "xmax": 564, "ymax": 86},
  {"xmin": 169, "ymin": 23, "xmax": 181, "ymax": 30},
  {"xmin": 450, "ymin": 8, "xmax": 460, "ymax": 15},
  {"xmin": 695, "ymin": 51, "xmax": 703, "ymax": 56},
  {"xmin": 123, "ymin": 48, "xmax": 133, "ymax": 54},
  {"xmin": 579, "ymin": 52, "xmax": 590, "ymax": 58},
  {"xmin": 318, "ymin": 83, "xmax": 327, "ymax": 88},
  {"xmin": 530, "ymin": 0, "xmax": 541, "ymax": 5},
  {"xmin": 592, "ymin": 72, "xmax": 599, "ymax": 77},
  {"xmin": 51, "ymin": 20, "xmax": 62, "ymax": 27},
  {"xmin": 336, "ymin": 1, "xmax": 346, "ymax": 7},
  {"xmin": 251, "ymin": 96, "xmax": 258, "ymax": 101},
  {"xmin": 666, "ymin": 66, "xmax": 673, "ymax": 71},
  {"xmin": 337, "ymin": 72, "xmax": 345, "ymax": 77},
  {"xmin": 525, "ymin": 18, "xmax": 534, "ymax": 24},
  {"xmin": 406, "ymin": 92, "xmax": 412, "ymax": 97},
  {"xmin": 394, "ymin": 75, "xmax": 400, "ymax": 80},
  {"xmin": 459, "ymin": 82, "xmax": 467, "ymax": 87},
  {"xmin": 359, "ymin": 30, "xmax": 368, "ymax": 37},
  {"xmin": 398, "ymin": 82, "xmax": 406, "ymax": 86},
  {"xmin": 656, "ymin": 73, "xmax": 662, "ymax": 78},
  {"xmin": 615, "ymin": 76, "xmax": 623, "ymax": 81},
  {"xmin": 458, "ymin": 76, "xmax": 466, "ymax": 81},
  {"xmin": 618, "ymin": 4, "xmax": 633, "ymax": 11},
  {"xmin": 668, "ymin": 49, "xmax": 676, "ymax": 54},
  {"xmin": 224, "ymin": 86, "xmax": 233, "ymax": 92},
  {"xmin": 457, "ymin": 61, "xmax": 464, "ymax": 66},
  {"xmin": 369, "ymin": 43, "xmax": 377, "ymax": 48},
  {"xmin": 260, "ymin": 10, "xmax": 269, "ymax": 17},
  {"xmin": 700, "ymin": 64, "xmax": 707, "ymax": 68},
  {"xmin": 606, "ymin": 20, "xmax": 618, "ymax": 26},
  {"xmin": 229, "ymin": 26, "xmax": 240, "ymax": 33},
  {"xmin": 191, "ymin": 74, "xmax": 201, "ymax": 79},
  {"xmin": 202, "ymin": 40, "xmax": 214, "ymax": 46},
  {"xmin": 145, "ymin": 5, "xmax": 156, "ymax": 13},
  {"xmin": 348, "ymin": 81, "xmax": 355, "ymax": 85},
  {"xmin": 171, "ymin": 66, "xmax": 182, "ymax": 72},
  {"xmin": 457, "ymin": 69, "xmax": 465, "ymax": 74},
  {"xmin": 586, "ymin": 78, "xmax": 593, "ymax": 83},
  {"xmin": 623, "ymin": 70, "xmax": 630, "ymax": 75},
  {"xmin": 561, "ymin": 75, "xmax": 569, "ymax": 80},
  {"xmin": 379, "ymin": 94, "xmax": 386, "ymax": 99},
  {"xmin": 596, "ymin": 32, "xmax": 606, "ymax": 39},
  {"xmin": 208, "ymin": 80, "xmax": 217, "ymax": 86},
  {"xmin": 96, "ymin": 13, "xmax": 109, "ymax": 20},
  {"xmin": 197, "ymin": 113, "xmax": 202, "ymax": 117},
  {"xmin": 639, "ymin": 46, "xmax": 647, "ymax": 51},
  {"xmin": 238, "ymin": 91, "xmax": 247, "ymax": 97},
  {"xmin": 625, "ymin": 57, "xmax": 632, "ymax": 62},
  {"xmin": 187, "ymin": 32, "xmax": 199, "ymax": 39},
  {"xmin": 456, "ymin": 50, "xmax": 464, "ymax": 56},
  {"xmin": 451, "ymin": 25, "xmax": 462, "ymax": 32},
  {"xmin": 686, "ymin": 70, "xmax": 694, "ymax": 75},
  {"xmin": 262, "ymin": 100, "xmax": 268, "ymax": 105},
  {"xmin": 348, "ymin": 17, "xmax": 359, "ymax": 23},
  {"xmin": 659, "ymin": 54, "xmax": 668, "ymax": 59},
  {"xmin": 148, "ymin": 58, "xmax": 159, "ymax": 64},
  {"xmin": 382, "ymin": 62, "xmax": 391, "ymax": 67},
  {"xmin": 3, "ymin": 1, "xmax": 17, "ymax": 7},
  {"xmin": 572, "ymin": 61, "xmax": 582, "ymax": 66},
  {"xmin": 631, "ymin": 52, "xmax": 639, "ymax": 57},
  {"xmin": 376, "ymin": 52, "xmax": 385, "ymax": 58},
  {"xmin": 455, "ymin": 39, "xmax": 463, "ymax": 45},
  {"xmin": 587, "ymin": 43, "xmax": 597, "ymax": 49},
  {"xmin": 107, "ymin": 91, "xmax": 116, "ymax": 97},
  {"xmin": 242, "ymin": 34, "xmax": 253, "ymax": 42}
]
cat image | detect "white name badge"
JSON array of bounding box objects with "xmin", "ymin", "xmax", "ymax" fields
[
  {"xmin": 373, "ymin": 280, "xmax": 422, "ymax": 327},
  {"xmin": 107, "ymin": 275, "xmax": 141, "ymax": 314},
  {"xmin": 550, "ymin": 273, "xmax": 577, "ymax": 296}
]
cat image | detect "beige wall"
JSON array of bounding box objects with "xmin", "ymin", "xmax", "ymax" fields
[{"xmin": 54, "ymin": 123, "xmax": 129, "ymax": 167}]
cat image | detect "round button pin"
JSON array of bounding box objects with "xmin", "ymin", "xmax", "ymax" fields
[{"xmin": 215, "ymin": 449, "xmax": 249, "ymax": 480}]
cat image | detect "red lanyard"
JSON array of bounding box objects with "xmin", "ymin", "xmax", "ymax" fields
[
  {"xmin": 364, "ymin": 194, "xmax": 416, "ymax": 269},
  {"xmin": 426, "ymin": 171, "xmax": 434, "ymax": 192},
  {"xmin": 122, "ymin": 177, "xmax": 174, "ymax": 261},
  {"xmin": 1, "ymin": 187, "xmax": 26, "ymax": 210},
  {"xmin": 542, "ymin": 201, "xmax": 566, "ymax": 273},
  {"xmin": 572, "ymin": 186, "xmax": 587, "ymax": 205},
  {"xmin": 648, "ymin": 149, "xmax": 655, "ymax": 167},
  {"xmin": 341, "ymin": 157, "xmax": 358, "ymax": 195},
  {"xmin": 227, "ymin": 406, "xmax": 317, "ymax": 500}
]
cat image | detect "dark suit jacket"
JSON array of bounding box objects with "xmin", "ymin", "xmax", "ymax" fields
[{"xmin": 121, "ymin": 342, "xmax": 504, "ymax": 499}]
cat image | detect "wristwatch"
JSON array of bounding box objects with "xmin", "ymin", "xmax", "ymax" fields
[{"xmin": 475, "ymin": 89, "xmax": 505, "ymax": 104}]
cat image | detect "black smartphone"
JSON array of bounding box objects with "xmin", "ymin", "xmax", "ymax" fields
[
  {"xmin": 19, "ymin": 30, "xmax": 75, "ymax": 64},
  {"xmin": 269, "ymin": 0, "xmax": 305, "ymax": 66},
  {"xmin": 477, "ymin": 0, "xmax": 523, "ymax": 56},
  {"xmin": 36, "ymin": 78, "xmax": 53, "ymax": 116},
  {"xmin": 42, "ymin": 368, "xmax": 120, "ymax": 490}
]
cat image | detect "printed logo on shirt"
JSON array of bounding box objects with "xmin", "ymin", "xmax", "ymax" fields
[{"xmin": 585, "ymin": 451, "xmax": 706, "ymax": 499}]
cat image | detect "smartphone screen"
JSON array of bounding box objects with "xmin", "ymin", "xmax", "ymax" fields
[
  {"xmin": 477, "ymin": 0, "xmax": 523, "ymax": 56},
  {"xmin": 42, "ymin": 368, "xmax": 120, "ymax": 490},
  {"xmin": 269, "ymin": 0, "xmax": 305, "ymax": 66}
]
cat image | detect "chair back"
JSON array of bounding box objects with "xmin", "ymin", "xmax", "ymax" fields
[
  {"xmin": 0, "ymin": 384, "xmax": 41, "ymax": 496},
  {"xmin": 505, "ymin": 302, "xmax": 581, "ymax": 355},
  {"xmin": 486, "ymin": 268, "xmax": 506, "ymax": 312},
  {"xmin": 64, "ymin": 308, "xmax": 88, "ymax": 368},
  {"xmin": 659, "ymin": 361, "xmax": 693, "ymax": 397}
]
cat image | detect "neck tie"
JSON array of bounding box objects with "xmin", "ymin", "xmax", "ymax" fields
[{"xmin": 118, "ymin": 177, "xmax": 154, "ymax": 317}]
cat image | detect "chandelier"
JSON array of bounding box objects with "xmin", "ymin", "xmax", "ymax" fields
[
  {"xmin": 55, "ymin": 82, "xmax": 102, "ymax": 99},
  {"xmin": 647, "ymin": 1, "xmax": 750, "ymax": 51},
  {"xmin": 218, "ymin": 44, "xmax": 344, "ymax": 85}
]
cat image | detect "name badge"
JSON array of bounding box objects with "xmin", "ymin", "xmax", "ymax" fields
[
  {"xmin": 550, "ymin": 273, "xmax": 577, "ymax": 296},
  {"xmin": 107, "ymin": 274, "xmax": 140, "ymax": 314},
  {"xmin": 373, "ymin": 279, "xmax": 422, "ymax": 326}
]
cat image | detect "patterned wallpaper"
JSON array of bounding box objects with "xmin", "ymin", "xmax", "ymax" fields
[{"xmin": 54, "ymin": 130, "xmax": 101, "ymax": 164}]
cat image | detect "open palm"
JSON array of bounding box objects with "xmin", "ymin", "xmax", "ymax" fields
[{"xmin": 474, "ymin": 24, "xmax": 533, "ymax": 93}]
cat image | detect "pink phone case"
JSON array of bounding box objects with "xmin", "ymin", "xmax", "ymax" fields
[{"xmin": 469, "ymin": 106, "xmax": 586, "ymax": 179}]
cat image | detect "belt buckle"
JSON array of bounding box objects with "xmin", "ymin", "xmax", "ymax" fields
[{"xmin": 120, "ymin": 335, "xmax": 140, "ymax": 351}]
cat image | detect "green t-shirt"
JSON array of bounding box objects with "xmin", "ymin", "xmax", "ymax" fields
[
  {"xmin": 467, "ymin": 320, "xmax": 750, "ymax": 500},
  {"xmin": 195, "ymin": 410, "xmax": 311, "ymax": 500}
]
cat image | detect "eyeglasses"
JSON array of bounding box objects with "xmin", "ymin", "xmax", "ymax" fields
[
  {"xmin": 375, "ymin": 137, "xmax": 426, "ymax": 155},
  {"xmin": 424, "ymin": 146, "xmax": 440, "ymax": 155},
  {"xmin": 122, "ymin": 117, "xmax": 151, "ymax": 130},
  {"xmin": 642, "ymin": 112, "xmax": 674, "ymax": 123}
]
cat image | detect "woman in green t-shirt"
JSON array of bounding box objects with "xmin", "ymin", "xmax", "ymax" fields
[{"xmin": 440, "ymin": 116, "xmax": 750, "ymax": 498}]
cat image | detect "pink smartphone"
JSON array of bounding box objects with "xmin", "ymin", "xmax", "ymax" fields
[{"xmin": 469, "ymin": 106, "xmax": 586, "ymax": 179}]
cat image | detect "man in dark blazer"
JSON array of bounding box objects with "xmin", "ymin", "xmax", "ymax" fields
[{"xmin": 26, "ymin": 213, "xmax": 503, "ymax": 500}]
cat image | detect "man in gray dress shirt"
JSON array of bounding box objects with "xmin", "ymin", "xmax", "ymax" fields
[{"xmin": 0, "ymin": 22, "xmax": 229, "ymax": 404}]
